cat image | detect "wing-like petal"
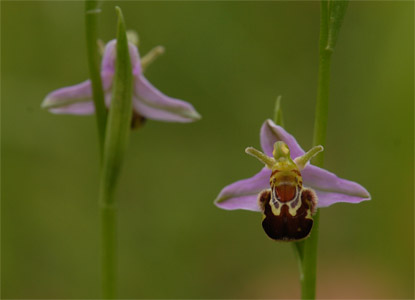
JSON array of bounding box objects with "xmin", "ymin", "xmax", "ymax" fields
[
  {"xmin": 314, "ymin": 190, "xmax": 369, "ymax": 208},
  {"xmin": 133, "ymin": 74, "xmax": 201, "ymax": 122},
  {"xmin": 41, "ymin": 80, "xmax": 95, "ymax": 115},
  {"xmin": 302, "ymin": 165, "xmax": 371, "ymax": 207},
  {"xmin": 260, "ymin": 119, "xmax": 305, "ymax": 158},
  {"xmin": 101, "ymin": 39, "xmax": 142, "ymax": 77},
  {"xmin": 214, "ymin": 167, "xmax": 271, "ymax": 211}
]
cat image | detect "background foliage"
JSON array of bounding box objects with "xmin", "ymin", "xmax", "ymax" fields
[{"xmin": 2, "ymin": 1, "xmax": 413, "ymax": 298}]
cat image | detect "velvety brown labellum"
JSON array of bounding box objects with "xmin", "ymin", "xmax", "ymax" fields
[
  {"xmin": 275, "ymin": 184, "xmax": 297, "ymax": 202},
  {"xmin": 258, "ymin": 189, "xmax": 316, "ymax": 241}
]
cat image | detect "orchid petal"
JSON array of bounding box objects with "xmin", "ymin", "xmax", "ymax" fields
[
  {"xmin": 314, "ymin": 190, "xmax": 369, "ymax": 208},
  {"xmin": 215, "ymin": 167, "xmax": 271, "ymax": 211},
  {"xmin": 133, "ymin": 74, "xmax": 201, "ymax": 122},
  {"xmin": 302, "ymin": 164, "xmax": 371, "ymax": 207},
  {"xmin": 41, "ymin": 80, "xmax": 95, "ymax": 115},
  {"xmin": 260, "ymin": 119, "xmax": 305, "ymax": 158},
  {"xmin": 101, "ymin": 40, "xmax": 142, "ymax": 77}
]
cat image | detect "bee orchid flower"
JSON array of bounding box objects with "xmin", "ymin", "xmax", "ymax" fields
[
  {"xmin": 215, "ymin": 119, "xmax": 371, "ymax": 241},
  {"xmin": 41, "ymin": 40, "xmax": 201, "ymax": 124}
]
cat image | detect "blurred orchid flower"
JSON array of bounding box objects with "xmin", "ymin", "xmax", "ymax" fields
[
  {"xmin": 215, "ymin": 119, "xmax": 371, "ymax": 212},
  {"xmin": 42, "ymin": 40, "xmax": 201, "ymax": 124}
]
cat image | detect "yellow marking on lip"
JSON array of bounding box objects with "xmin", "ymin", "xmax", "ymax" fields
[
  {"xmin": 271, "ymin": 204, "xmax": 282, "ymax": 216},
  {"xmin": 270, "ymin": 194, "xmax": 282, "ymax": 216},
  {"xmin": 288, "ymin": 193, "xmax": 302, "ymax": 216},
  {"xmin": 305, "ymin": 208, "xmax": 312, "ymax": 220}
]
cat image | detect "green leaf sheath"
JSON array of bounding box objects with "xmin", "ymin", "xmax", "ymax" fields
[
  {"xmin": 99, "ymin": 7, "xmax": 133, "ymax": 299},
  {"xmin": 85, "ymin": 0, "xmax": 107, "ymax": 155},
  {"xmin": 100, "ymin": 7, "xmax": 133, "ymax": 205},
  {"xmin": 273, "ymin": 96, "xmax": 284, "ymax": 128},
  {"xmin": 326, "ymin": 0, "xmax": 349, "ymax": 51}
]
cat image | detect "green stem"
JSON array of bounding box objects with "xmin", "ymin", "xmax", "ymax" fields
[
  {"xmin": 313, "ymin": 2, "xmax": 332, "ymax": 156},
  {"xmin": 85, "ymin": 0, "xmax": 107, "ymax": 156},
  {"xmin": 101, "ymin": 204, "xmax": 117, "ymax": 298},
  {"xmin": 300, "ymin": 1, "xmax": 332, "ymax": 299},
  {"xmin": 300, "ymin": 211, "xmax": 320, "ymax": 299}
]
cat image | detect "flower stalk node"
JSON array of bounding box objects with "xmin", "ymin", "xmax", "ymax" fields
[{"xmin": 86, "ymin": 8, "xmax": 101, "ymax": 14}]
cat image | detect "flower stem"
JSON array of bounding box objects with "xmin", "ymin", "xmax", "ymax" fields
[
  {"xmin": 312, "ymin": 0, "xmax": 332, "ymax": 158},
  {"xmin": 101, "ymin": 204, "xmax": 117, "ymax": 298},
  {"xmin": 85, "ymin": 0, "xmax": 107, "ymax": 156},
  {"xmin": 300, "ymin": 1, "xmax": 332, "ymax": 298}
]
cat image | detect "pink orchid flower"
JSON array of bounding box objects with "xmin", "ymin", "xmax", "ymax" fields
[
  {"xmin": 215, "ymin": 119, "xmax": 370, "ymax": 240},
  {"xmin": 215, "ymin": 119, "xmax": 370, "ymax": 211},
  {"xmin": 42, "ymin": 40, "xmax": 201, "ymax": 123}
]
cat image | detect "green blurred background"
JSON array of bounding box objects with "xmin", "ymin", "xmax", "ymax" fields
[{"xmin": 2, "ymin": 1, "xmax": 413, "ymax": 299}]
